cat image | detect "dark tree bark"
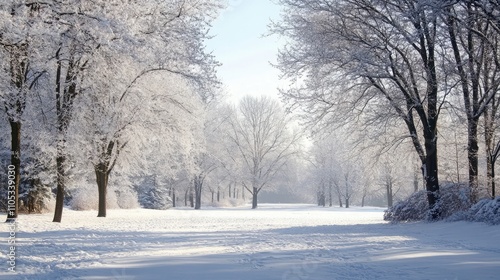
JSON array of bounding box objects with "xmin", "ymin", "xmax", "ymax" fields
[
  {"xmin": 53, "ymin": 48, "xmax": 80, "ymax": 222},
  {"xmin": 194, "ymin": 175, "xmax": 203, "ymax": 210},
  {"xmin": 95, "ymin": 164, "xmax": 109, "ymax": 217},
  {"xmin": 172, "ymin": 188, "xmax": 176, "ymax": 208},
  {"xmin": 328, "ymin": 183, "xmax": 333, "ymax": 207},
  {"xmin": 251, "ymin": 187, "xmax": 258, "ymax": 209},
  {"xmin": 6, "ymin": 121, "xmax": 21, "ymax": 221},
  {"xmin": 386, "ymin": 180, "xmax": 393, "ymax": 208},
  {"xmin": 189, "ymin": 189, "xmax": 194, "ymax": 208}
]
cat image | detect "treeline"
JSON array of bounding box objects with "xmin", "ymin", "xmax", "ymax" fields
[
  {"xmin": 273, "ymin": 0, "xmax": 500, "ymax": 219},
  {"xmin": 0, "ymin": 0, "xmax": 222, "ymax": 222}
]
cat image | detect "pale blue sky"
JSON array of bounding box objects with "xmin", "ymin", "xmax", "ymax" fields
[{"xmin": 206, "ymin": 0, "xmax": 284, "ymax": 103}]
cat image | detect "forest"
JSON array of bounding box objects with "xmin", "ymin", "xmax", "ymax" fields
[{"xmin": 1, "ymin": 0, "xmax": 500, "ymax": 224}]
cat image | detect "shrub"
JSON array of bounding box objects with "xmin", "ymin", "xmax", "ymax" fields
[
  {"xmin": 70, "ymin": 185, "xmax": 139, "ymax": 211},
  {"xmin": 384, "ymin": 183, "xmax": 472, "ymax": 222},
  {"xmin": 466, "ymin": 197, "xmax": 500, "ymax": 225},
  {"xmin": 138, "ymin": 188, "xmax": 173, "ymax": 210}
]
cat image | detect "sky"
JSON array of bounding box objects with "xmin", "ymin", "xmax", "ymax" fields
[{"xmin": 206, "ymin": 0, "xmax": 284, "ymax": 104}]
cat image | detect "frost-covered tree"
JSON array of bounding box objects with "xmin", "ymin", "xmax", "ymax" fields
[
  {"xmin": 46, "ymin": 0, "xmax": 220, "ymax": 220},
  {"xmin": 0, "ymin": 1, "xmax": 47, "ymax": 220},
  {"xmin": 226, "ymin": 96, "xmax": 301, "ymax": 209},
  {"xmin": 272, "ymin": 0, "xmax": 453, "ymax": 219}
]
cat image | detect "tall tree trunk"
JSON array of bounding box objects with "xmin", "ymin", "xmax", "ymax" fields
[
  {"xmin": 95, "ymin": 164, "xmax": 108, "ymax": 217},
  {"xmin": 414, "ymin": 171, "xmax": 419, "ymax": 193},
  {"xmin": 252, "ymin": 187, "xmax": 258, "ymax": 209},
  {"xmin": 6, "ymin": 121, "xmax": 21, "ymax": 221},
  {"xmin": 194, "ymin": 176, "xmax": 202, "ymax": 210},
  {"xmin": 468, "ymin": 118, "xmax": 480, "ymax": 202},
  {"xmin": 345, "ymin": 197, "xmax": 349, "ymax": 209},
  {"xmin": 424, "ymin": 134, "xmax": 440, "ymax": 219},
  {"xmin": 53, "ymin": 146, "xmax": 65, "ymax": 223},
  {"xmin": 386, "ymin": 179, "xmax": 393, "ymax": 208},
  {"xmin": 328, "ymin": 184, "xmax": 332, "ymax": 207},
  {"xmin": 189, "ymin": 189, "xmax": 194, "ymax": 208},
  {"xmin": 492, "ymin": 163, "xmax": 496, "ymax": 198},
  {"xmin": 172, "ymin": 188, "xmax": 176, "ymax": 208},
  {"xmin": 447, "ymin": 6, "xmax": 484, "ymax": 204}
]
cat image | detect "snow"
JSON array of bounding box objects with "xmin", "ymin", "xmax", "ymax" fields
[{"xmin": 1, "ymin": 204, "xmax": 500, "ymax": 280}]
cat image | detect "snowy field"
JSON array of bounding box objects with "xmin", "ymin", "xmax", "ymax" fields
[{"xmin": 1, "ymin": 204, "xmax": 500, "ymax": 280}]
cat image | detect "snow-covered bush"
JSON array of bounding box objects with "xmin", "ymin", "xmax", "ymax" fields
[
  {"xmin": 71, "ymin": 188, "xmax": 97, "ymax": 211},
  {"xmin": 384, "ymin": 183, "xmax": 472, "ymax": 222},
  {"xmin": 465, "ymin": 198, "xmax": 500, "ymax": 225},
  {"xmin": 383, "ymin": 189, "xmax": 428, "ymax": 222},
  {"xmin": 138, "ymin": 188, "xmax": 173, "ymax": 210},
  {"xmin": 116, "ymin": 189, "xmax": 140, "ymax": 209},
  {"xmin": 70, "ymin": 185, "xmax": 139, "ymax": 211}
]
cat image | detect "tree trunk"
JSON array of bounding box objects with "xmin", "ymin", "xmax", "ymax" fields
[
  {"xmin": 468, "ymin": 119, "xmax": 479, "ymax": 203},
  {"xmin": 386, "ymin": 180, "xmax": 393, "ymax": 208},
  {"xmin": 53, "ymin": 53, "xmax": 65, "ymax": 223},
  {"xmin": 6, "ymin": 121, "xmax": 21, "ymax": 221},
  {"xmin": 217, "ymin": 188, "xmax": 220, "ymax": 202},
  {"xmin": 189, "ymin": 190, "xmax": 194, "ymax": 208},
  {"xmin": 95, "ymin": 164, "xmax": 108, "ymax": 217},
  {"xmin": 252, "ymin": 187, "xmax": 258, "ymax": 209},
  {"xmin": 485, "ymin": 108, "xmax": 495, "ymax": 198},
  {"xmin": 194, "ymin": 176, "xmax": 202, "ymax": 210},
  {"xmin": 492, "ymin": 163, "xmax": 496, "ymax": 198},
  {"xmin": 184, "ymin": 189, "xmax": 188, "ymax": 206},
  {"xmin": 424, "ymin": 135, "xmax": 440, "ymax": 220},
  {"xmin": 414, "ymin": 171, "xmax": 419, "ymax": 193},
  {"xmin": 53, "ymin": 140, "xmax": 65, "ymax": 223},
  {"xmin": 328, "ymin": 184, "xmax": 333, "ymax": 207},
  {"xmin": 345, "ymin": 198, "xmax": 349, "ymax": 208},
  {"xmin": 172, "ymin": 188, "xmax": 176, "ymax": 208}
]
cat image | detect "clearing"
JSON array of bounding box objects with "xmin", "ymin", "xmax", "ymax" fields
[{"xmin": 1, "ymin": 204, "xmax": 499, "ymax": 279}]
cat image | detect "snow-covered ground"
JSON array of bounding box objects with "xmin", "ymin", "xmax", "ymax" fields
[{"xmin": 1, "ymin": 204, "xmax": 500, "ymax": 280}]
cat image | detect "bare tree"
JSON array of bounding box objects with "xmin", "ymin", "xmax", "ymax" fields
[
  {"xmin": 445, "ymin": 1, "xmax": 500, "ymax": 201},
  {"xmin": 226, "ymin": 95, "xmax": 301, "ymax": 209}
]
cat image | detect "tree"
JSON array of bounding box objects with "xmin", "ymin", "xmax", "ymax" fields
[
  {"xmin": 49, "ymin": 0, "xmax": 118, "ymax": 222},
  {"xmin": 0, "ymin": 1, "xmax": 46, "ymax": 221},
  {"xmin": 226, "ymin": 95, "xmax": 301, "ymax": 209},
  {"xmin": 273, "ymin": 0, "xmax": 450, "ymax": 219},
  {"xmin": 445, "ymin": 1, "xmax": 500, "ymax": 201},
  {"xmin": 49, "ymin": 0, "xmax": 220, "ymax": 220}
]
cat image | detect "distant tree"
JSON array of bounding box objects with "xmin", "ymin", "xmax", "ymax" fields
[{"xmin": 226, "ymin": 96, "xmax": 301, "ymax": 209}]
